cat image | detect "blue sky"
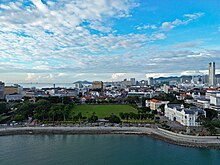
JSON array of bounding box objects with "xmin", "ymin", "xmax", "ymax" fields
[{"xmin": 0, "ymin": 0, "xmax": 220, "ymax": 83}]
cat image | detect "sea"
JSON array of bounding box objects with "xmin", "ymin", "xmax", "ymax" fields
[
  {"xmin": 0, "ymin": 134, "xmax": 219, "ymax": 165},
  {"xmin": 6, "ymin": 83, "xmax": 75, "ymax": 89}
]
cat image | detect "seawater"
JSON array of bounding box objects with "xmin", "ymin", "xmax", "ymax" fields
[
  {"xmin": 0, "ymin": 135, "xmax": 219, "ymax": 165},
  {"xmin": 6, "ymin": 83, "xmax": 75, "ymax": 88}
]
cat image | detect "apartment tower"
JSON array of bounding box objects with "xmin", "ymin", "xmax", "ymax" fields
[{"xmin": 209, "ymin": 62, "xmax": 216, "ymax": 86}]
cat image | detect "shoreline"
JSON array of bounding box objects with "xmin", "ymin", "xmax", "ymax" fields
[{"xmin": 1, "ymin": 127, "xmax": 220, "ymax": 149}]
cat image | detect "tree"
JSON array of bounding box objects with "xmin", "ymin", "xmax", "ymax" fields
[
  {"xmin": 196, "ymin": 114, "xmax": 206, "ymax": 125},
  {"xmin": 62, "ymin": 97, "xmax": 72, "ymax": 104},
  {"xmin": 0, "ymin": 103, "xmax": 8, "ymax": 114},
  {"xmin": 49, "ymin": 104, "xmax": 61, "ymax": 121},
  {"xmin": 202, "ymin": 120, "xmax": 217, "ymax": 135},
  {"xmin": 34, "ymin": 100, "xmax": 51, "ymax": 120},
  {"xmin": 123, "ymin": 113, "xmax": 130, "ymax": 121},
  {"xmin": 205, "ymin": 108, "xmax": 218, "ymax": 120},
  {"xmin": 108, "ymin": 114, "xmax": 121, "ymax": 123},
  {"xmin": 158, "ymin": 104, "xmax": 165, "ymax": 113},
  {"xmin": 62, "ymin": 105, "xmax": 71, "ymax": 121},
  {"xmin": 125, "ymin": 96, "xmax": 139, "ymax": 104},
  {"xmin": 16, "ymin": 102, "xmax": 35, "ymax": 119},
  {"xmin": 88, "ymin": 113, "xmax": 98, "ymax": 123},
  {"xmin": 48, "ymin": 96, "xmax": 61, "ymax": 104},
  {"xmin": 119, "ymin": 112, "xmax": 125, "ymax": 120},
  {"xmin": 129, "ymin": 112, "xmax": 137, "ymax": 120},
  {"xmin": 14, "ymin": 114, "xmax": 25, "ymax": 122}
]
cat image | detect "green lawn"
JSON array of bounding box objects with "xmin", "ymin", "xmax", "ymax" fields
[{"xmin": 71, "ymin": 104, "xmax": 137, "ymax": 118}]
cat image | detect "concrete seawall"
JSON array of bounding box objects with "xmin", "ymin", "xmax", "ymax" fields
[{"xmin": 1, "ymin": 127, "xmax": 220, "ymax": 149}]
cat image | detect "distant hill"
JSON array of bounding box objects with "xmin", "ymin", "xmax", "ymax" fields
[
  {"xmin": 154, "ymin": 76, "xmax": 180, "ymax": 82},
  {"xmin": 154, "ymin": 74, "xmax": 220, "ymax": 82},
  {"xmin": 73, "ymin": 80, "xmax": 92, "ymax": 84}
]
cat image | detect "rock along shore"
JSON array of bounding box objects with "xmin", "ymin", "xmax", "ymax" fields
[{"xmin": 1, "ymin": 126, "xmax": 220, "ymax": 149}]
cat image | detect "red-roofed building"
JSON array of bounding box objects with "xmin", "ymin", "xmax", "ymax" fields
[{"xmin": 146, "ymin": 99, "xmax": 169, "ymax": 110}]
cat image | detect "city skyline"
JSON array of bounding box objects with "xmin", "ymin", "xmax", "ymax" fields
[{"xmin": 1, "ymin": 0, "xmax": 220, "ymax": 83}]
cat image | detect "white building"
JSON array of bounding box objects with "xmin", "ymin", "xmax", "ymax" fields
[
  {"xmin": 194, "ymin": 99, "xmax": 210, "ymax": 109},
  {"xmin": 165, "ymin": 104, "xmax": 206, "ymax": 126},
  {"xmin": 205, "ymin": 89, "xmax": 220, "ymax": 100},
  {"xmin": 209, "ymin": 94, "xmax": 220, "ymax": 114},
  {"xmin": 5, "ymin": 94, "xmax": 22, "ymax": 102}
]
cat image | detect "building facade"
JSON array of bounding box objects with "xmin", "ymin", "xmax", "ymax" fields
[
  {"xmin": 209, "ymin": 62, "xmax": 216, "ymax": 86},
  {"xmin": 92, "ymin": 81, "xmax": 103, "ymax": 91},
  {"xmin": 147, "ymin": 77, "xmax": 154, "ymax": 86},
  {"xmin": 0, "ymin": 81, "xmax": 5, "ymax": 99},
  {"xmin": 165, "ymin": 104, "xmax": 206, "ymax": 126},
  {"xmin": 146, "ymin": 99, "xmax": 169, "ymax": 111}
]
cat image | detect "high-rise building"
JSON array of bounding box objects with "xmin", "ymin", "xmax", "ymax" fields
[
  {"xmin": 0, "ymin": 81, "xmax": 5, "ymax": 100},
  {"xmin": 130, "ymin": 78, "xmax": 136, "ymax": 86},
  {"xmin": 147, "ymin": 77, "xmax": 154, "ymax": 86},
  {"xmin": 209, "ymin": 62, "xmax": 216, "ymax": 86}
]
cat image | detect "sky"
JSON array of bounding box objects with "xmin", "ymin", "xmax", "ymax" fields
[{"xmin": 0, "ymin": 0, "xmax": 220, "ymax": 83}]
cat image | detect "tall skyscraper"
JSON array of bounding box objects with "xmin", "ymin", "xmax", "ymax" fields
[
  {"xmin": 130, "ymin": 78, "xmax": 136, "ymax": 86},
  {"xmin": 147, "ymin": 77, "xmax": 154, "ymax": 86},
  {"xmin": 0, "ymin": 81, "xmax": 5, "ymax": 100},
  {"xmin": 209, "ymin": 62, "xmax": 216, "ymax": 86}
]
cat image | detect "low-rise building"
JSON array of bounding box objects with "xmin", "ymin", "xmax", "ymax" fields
[
  {"xmin": 5, "ymin": 94, "xmax": 22, "ymax": 102},
  {"xmin": 92, "ymin": 81, "xmax": 103, "ymax": 91},
  {"xmin": 193, "ymin": 99, "xmax": 210, "ymax": 109},
  {"xmin": 146, "ymin": 99, "xmax": 169, "ymax": 110},
  {"xmin": 4, "ymin": 85, "xmax": 23, "ymax": 96},
  {"xmin": 165, "ymin": 104, "xmax": 206, "ymax": 126},
  {"xmin": 209, "ymin": 94, "xmax": 220, "ymax": 114}
]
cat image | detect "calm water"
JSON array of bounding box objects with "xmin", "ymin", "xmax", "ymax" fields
[
  {"xmin": 6, "ymin": 83, "xmax": 75, "ymax": 88},
  {"xmin": 0, "ymin": 135, "xmax": 219, "ymax": 165}
]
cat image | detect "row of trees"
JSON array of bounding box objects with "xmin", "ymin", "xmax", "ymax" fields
[
  {"xmin": 10, "ymin": 100, "xmax": 124, "ymax": 124},
  {"xmin": 14, "ymin": 100, "xmax": 73, "ymax": 122},
  {"xmin": 119, "ymin": 112, "xmax": 154, "ymax": 120}
]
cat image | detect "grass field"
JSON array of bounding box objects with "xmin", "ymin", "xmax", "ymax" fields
[{"xmin": 71, "ymin": 104, "xmax": 137, "ymax": 118}]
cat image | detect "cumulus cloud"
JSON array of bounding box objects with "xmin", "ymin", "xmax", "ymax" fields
[
  {"xmin": 31, "ymin": 0, "xmax": 49, "ymax": 13},
  {"xmin": 111, "ymin": 73, "xmax": 126, "ymax": 80},
  {"xmin": 25, "ymin": 73, "xmax": 41, "ymax": 82},
  {"xmin": 0, "ymin": 1, "xmax": 216, "ymax": 82},
  {"xmin": 181, "ymin": 70, "xmax": 204, "ymax": 76}
]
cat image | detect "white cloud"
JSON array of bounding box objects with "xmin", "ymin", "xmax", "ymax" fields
[
  {"xmin": 181, "ymin": 70, "xmax": 204, "ymax": 76},
  {"xmin": 136, "ymin": 24, "xmax": 157, "ymax": 30},
  {"xmin": 111, "ymin": 73, "xmax": 126, "ymax": 80},
  {"xmin": 25, "ymin": 73, "xmax": 41, "ymax": 82},
  {"xmin": 184, "ymin": 12, "xmax": 204, "ymax": 20},
  {"xmin": 31, "ymin": 0, "xmax": 49, "ymax": 13},
  {"xmin": 0, "ymin": 1, "xmax": 216, "ymax": 82},
  {"xmin": 161, "ymin": 12, "xmax": 204, "ymax": 31},
  {"xmin": 161, "ymin": 22, "xmax": 175, "ymax": 31}
]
